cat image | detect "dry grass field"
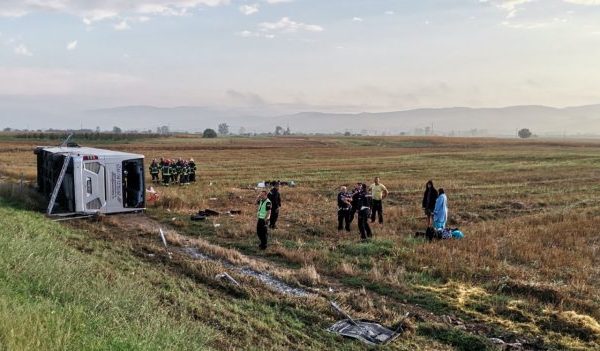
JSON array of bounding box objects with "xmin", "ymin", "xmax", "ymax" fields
[{"xmin": 1, "ymin": 134, "xmax": 599, "ymax": 350}]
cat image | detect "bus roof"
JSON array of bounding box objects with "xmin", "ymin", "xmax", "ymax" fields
[{"xmin": 37, "ymin": 146, "xmax": 144, "ymax": 159}]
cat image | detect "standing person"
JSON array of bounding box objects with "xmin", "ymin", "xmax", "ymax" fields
[
  {"xmin": 267, "ymin": 182, "xmax": 281, "ymax": 229},
  {"xmin": 161, "ymin": 160, "xmax": 171, "ymax": 186},
  {"xmin": 256, "ymin": 190, "xmax": 272, "ymax": 250},
  {"xmin": 180, "ymin": 161, "xmax": 189, "ymax": 185},
  {"xmin": 348, "ymin": 183, "xmax": 361, "ymax": 226},
  {"xmin": 357, "ymin": 183, "xmax": 373, "ymax": 241},
  {"xmin": 189, "ymin": 158, "xmax": 197, "ymax": 182},
  {"xmin": 149, "ymin": 159, "xmax": 160, "ymax": 184},
  {"xmin": 369, "ymin": 177, "xmax": 389, "ymax": 224},
  {"xmin": 433, "ymin": 188, "xmax": 448, "ymax": 229},
  {"xmin": 172, "ymin": 158, "xmax": 181, "ymax": 183},
  {"xmin": 422, "ymin": 180, "xmax": 438, "ymax": 227},
  {"xmin": 337, "ymin": 186, "xmax": 352, "ymax": 231}
]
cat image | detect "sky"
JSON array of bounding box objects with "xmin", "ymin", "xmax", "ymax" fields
[{"xmin": 2, "ymin": 0, "xmax": 600, "ymax": 121}]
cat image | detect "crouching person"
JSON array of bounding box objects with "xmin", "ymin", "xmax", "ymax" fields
[{"xmin": 256, "ymin": 190, "xmax": 272, "ymax": 250}]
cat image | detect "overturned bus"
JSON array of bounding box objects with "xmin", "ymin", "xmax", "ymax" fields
[{"xmin": 34, "ymin": 146, "xmax": 145, "ymax": 215}]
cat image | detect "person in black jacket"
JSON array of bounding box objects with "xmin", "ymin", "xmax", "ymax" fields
[
  {"xmin": 267, "ymin": 182, "xmax": 282, "ymax": 229},
  {"xmin": 422, "ymin": 180, "xmax": 438, "ymax": 227},
  {"xmin": 337, "ymin": 186, "xmax": 352, "ymax": 231},
  {"xmin": 357, "ymin": 183, "xmax": 372, "ymax": 241},
  {"xmin": 348, "ymin": 183, "xmax": 361, "ymax": 226}
]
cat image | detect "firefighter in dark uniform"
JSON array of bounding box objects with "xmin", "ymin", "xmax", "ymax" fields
[
  {"xmin": 357, "ymin": 183, "xmax": 373, "ymax": 240},
  {"xmin": 337, "ymin": 186, "xmax": 352, "ymax": 231},
  {"xmin": 162, "ymin": 160, "xmax": 172, "ymax": 186},
  {"xmin": 189, "ymin": 158, "xmax": 197, "ymax": 182},
  {"xmin": 256, "ymin": 190, "xmax": 272, "ymax": 250},
  {"xmin": 149, "ymin": 159, "xmax": 160, "ymax": 184},
  {"xmin": 267, "ymin": 181, "xmax": 281, "ymax": 229},
  {"xmin": 171, "ymin": 158, "xmax": 180, "ymax": 183},
  {"xmin": 180, "ymin": 161, "xmax": 189, "ymax": 185}
]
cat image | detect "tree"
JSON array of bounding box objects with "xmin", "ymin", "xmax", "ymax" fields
[
  {"xmin": 518, "ymin": 128, "xmax": 532, "ymax": 139},
  {"xmin": 344, "ymin": 131, "xmax": 351, "ymax": 136},
  {"xmin": 284, "ymin": 126, "xmax": 291, "ymax": 135},
  {"xmin": 218, "ymin": 123, "xmax": 229, "ymax": 135},
  {"xmin": 203, "ymin": 128, "xmax": 217, "ymax": 138},
  {"xmin": 112, "ymin": 126, "xmax": 122, "ymax": 134},
  {"xmin": 2, "ymin": 127, "xmax": 11, "ymax": 132},
  {"xmin": 275, "ymin": 126, "xmax": 284, "ymax": 136},
  {"xmin": 238, "ymin": 127, "xmax": 246, "ymax": 135}
]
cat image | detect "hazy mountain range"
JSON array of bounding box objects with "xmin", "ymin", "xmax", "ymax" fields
[{"xmin": 3, "ymin": 99, "xmax": 600, "ymax": 135}]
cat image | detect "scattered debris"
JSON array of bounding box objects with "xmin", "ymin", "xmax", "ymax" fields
[
  {"xmin": 146, "ymin": 186, "xmax": 159, "ymax": 202},
  {"xmin": 257, "ymin": 180, "xmax": 297, "ymax": 188},
  {"xmin": 191, "ymin": 209, "xmax": 222, "ymax": 221},
  {"xmin": 213, "ymin": 223, "xmax": 221, "ymax": 228},
  {"xmin": 179, "ymin": 246, "xmax": 309, "ymax": 297},
  {"xmin": 215, "ymin": 272, "xmax": 240, "ymax": 287},
  {"xmin": 239, "ymin": 268, "xmax": 309, "ymax": 297},
  {"xmin": 190, "ymin": 214, "xmax": 206, "ymax": 221},
  {"xmin": 203, "ymin": 209, "xmax": 220, "ymax": 216},
  {"xmin": 489, "ymin": 337, "xmax": 524, "ymax": 350},
  {"xmin": 328, "ymin": 301, "xmax": 406, "ymax": 346},
  {"xmin": 159, "ymin": 228, "xmax": 168, "ymax": 248},
  {"xmin": 327, "ymin": 301, "xmax": 409, "ymax": 345},
  {"xmin": 209, "ymin": 197, "xmax": 217, "ymax": 201}
]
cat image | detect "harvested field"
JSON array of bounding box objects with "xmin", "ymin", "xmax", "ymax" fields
[{"xmin": 1, "ymin": 135, "xmax": 599, "ymax": 350}]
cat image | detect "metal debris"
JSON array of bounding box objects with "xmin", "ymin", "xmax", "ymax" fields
[
  {"xmin": 328, "ymin": 301, "xmax": 405, "ymax": 346},
  {"xmin": 159, "ymin": 228, "xmax": 168, "ymax": 248},
  {"xmin": 215, "ymin": 272, "xmax": 240, "ymax": 287}
]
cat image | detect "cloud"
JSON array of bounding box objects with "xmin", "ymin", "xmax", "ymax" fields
[
  {"xmin": 0, "ymin": 1, "xmax": 231, "ymax": 24},
  {"xmin": 384, "ymin": 10, "xmax": 395, "ymax": 15},
  {"xmin": 258, "ymin": 17, "xmax": 323, "ymax": 33},
  {"xmin": 481, "ymin": 0, "xmax": 533, "ymax": 18},
  {"xmin": 114, "ymin": 20, "xmax": 130, "ymax": 31},
  {"xmin": 239, "ymin": 4, "xmax": 259, "ymax": 15},
  {"xmin": 564, "ymin": 0, "xmax": 600, "ymax": 4},
  {"xmin": 14, "ymin": 44, "xmax": 32, "ymax": 56},
  {"xmin": 66, "ymin": 40, "xmax": 77, "ymax": 50},
  {"xmin": 236, "ymin": 30, "xmax": 275, "ymax": 39},
  {"xmin": 352, "ymin": 17, "xmax": 363, "ymax": 22},
  {"xmin": 263, "ymin": 0, "xmax": 293, "ymax": 3},
  {"xmin": 225, "ymin": 89, "xmax": 266, "ymax": 106}
]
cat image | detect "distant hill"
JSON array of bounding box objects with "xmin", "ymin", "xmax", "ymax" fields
[
  {"xmin": 272, "ymin": 105, "xmax": 600, "ymax": 135},
  {"xmin": 4, "ymin": 99, "xmax": 600, "ymax": 135}
]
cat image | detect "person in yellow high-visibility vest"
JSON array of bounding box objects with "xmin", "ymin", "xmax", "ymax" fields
[{"xmin": 256, "ymin": 190, "xmax": 272, "ymax": 250}]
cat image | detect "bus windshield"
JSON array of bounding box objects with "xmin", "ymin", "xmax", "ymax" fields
[{"xmin": 122, "ymin": 158, "xmax": 145, "ymax": 209}]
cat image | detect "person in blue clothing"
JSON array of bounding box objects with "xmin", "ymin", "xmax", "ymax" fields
[{"xmin": 433, "ymin": 188, "xmax": 448, "ymax": 229}]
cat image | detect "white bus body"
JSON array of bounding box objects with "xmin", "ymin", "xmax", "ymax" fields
[{"xmin": 35, "ymin": 146, "xmax": 145, "ymax": 215}]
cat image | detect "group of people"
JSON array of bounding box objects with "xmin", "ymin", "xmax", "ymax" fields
[
  {"xmin": 336, "ymin": 177, "xmax": 389, "ymax": 241},
  {"xmin": 422, "ymin": 180, "xmax": 448, "ymax": 230},
  {"xmin": 149, "ymin": 158, "xmax": 197, "ymax": 186},
  {"xmin": 249, "ymin": 176, "xmax": 449, "ymax": 249}
]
